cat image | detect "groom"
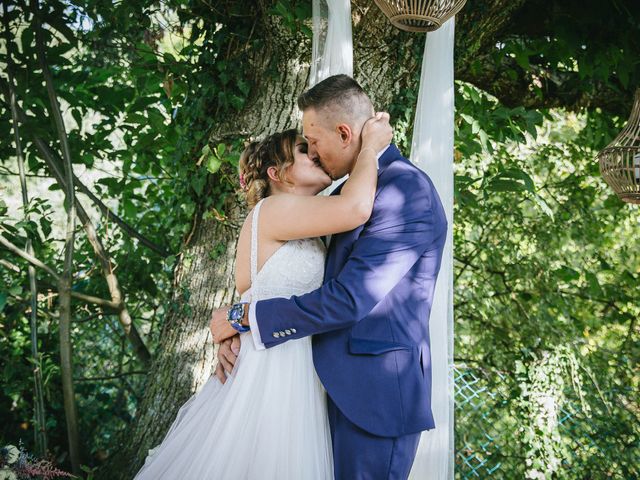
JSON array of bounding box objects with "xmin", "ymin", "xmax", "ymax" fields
[{"xmin": 211, "ymin": 74, "xmax": 447, "ymax": 479}]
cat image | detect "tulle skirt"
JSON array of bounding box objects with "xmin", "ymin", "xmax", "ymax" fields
[{"xmin": 134, "ymin": 332, "xmax": 333, "ymax": 479}]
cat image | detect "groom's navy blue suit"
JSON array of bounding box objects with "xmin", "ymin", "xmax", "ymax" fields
[{"xmin": 254, "ymin": 144, "xmax": 447, "ymax": 479}]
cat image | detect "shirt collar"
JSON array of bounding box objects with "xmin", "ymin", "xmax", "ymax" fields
[{"xmin": 376, "ymin": 144, "xmax": 391, "ymax": 170}]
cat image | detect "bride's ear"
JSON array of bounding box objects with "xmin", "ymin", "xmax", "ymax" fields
[{"xmin": 266, "ymin": 166, "xmax": 280, "ymax": 183}]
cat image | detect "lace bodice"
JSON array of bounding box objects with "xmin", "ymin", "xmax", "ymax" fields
[{"xmin": 240, "ymin": 198, "xmax": 326, "ymax": 303}]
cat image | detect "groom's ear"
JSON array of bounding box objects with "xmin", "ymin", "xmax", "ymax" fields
[{"xmin": 336, "ymin": 123, "xmax": 353, "ymax": 145}]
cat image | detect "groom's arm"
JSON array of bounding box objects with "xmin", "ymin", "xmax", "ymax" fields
[{"xmin": 250, "ymin": 171, "xmax": 447, "ymax": 350}]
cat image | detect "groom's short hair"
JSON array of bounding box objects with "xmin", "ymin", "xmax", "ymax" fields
[{"xmin": 298, "ymin": 74, "xmax": 373, "ymax": 122}]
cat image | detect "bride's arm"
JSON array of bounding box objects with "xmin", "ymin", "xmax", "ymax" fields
[{"xmin": 259, "ymin": 113, "xmax": 392, "ymax": 242}]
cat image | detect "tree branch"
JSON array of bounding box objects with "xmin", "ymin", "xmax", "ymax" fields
[
  {"xmin": 0, "ymin": 231, "xmax": 123, "ymax": 310},
  {"xmin": 75, "ymin": 177, "xmax": 171, "ymax": 258},
  {"xmin": 0, "ymin": 258, "xmax": 21, "ymax": 272},
  {"xmin": 73, "ymin": 371, "xmax": 146, "ymax": 383},
  {"xmin": 0, "ymin": 231, "xmax": 60, "ymax": 279}
]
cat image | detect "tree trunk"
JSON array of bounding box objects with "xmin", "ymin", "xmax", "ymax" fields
[
  {"xmin": 31, "ymin": 0, "xmax": 83, "ymax": 471},
  {"xmin": 106, "ymin": 2, "xmax": 546, "ymax": 478},
  {"xmin": 1, "ymin": 2, "xmax": 48, "ymax": 455}
]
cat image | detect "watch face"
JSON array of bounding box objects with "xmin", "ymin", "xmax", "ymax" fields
[{"xmin": 229, "ymin": 305, "xmax": 242, "ymax": 321}]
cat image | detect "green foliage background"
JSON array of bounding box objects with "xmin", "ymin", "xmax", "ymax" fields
[{"xmin": 0, "ymin": 0, "xmax": 638, "ymax": 477}]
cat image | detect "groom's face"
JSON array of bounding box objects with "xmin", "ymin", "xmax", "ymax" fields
[{"xmin": 302, "ymin": 108, "xmax": 353, "ymax": 180}]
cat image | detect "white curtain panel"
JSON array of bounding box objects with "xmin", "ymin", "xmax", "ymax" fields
[
  {"xmin": 408, "ymin": 17, "xmax": 456, "ymax": 480},
  {"xmin": 309, "ymin": 0, "xmax": 353, "ymax": 87}
]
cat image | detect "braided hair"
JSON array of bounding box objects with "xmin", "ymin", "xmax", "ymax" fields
[{"xmin": 239, "ymin": 129, "xmax": 299, "ymax": 208}]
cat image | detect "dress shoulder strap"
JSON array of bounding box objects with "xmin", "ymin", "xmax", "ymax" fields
[{"xmin": 250, "ymin": 198, "xmax": 265, "ymax": 285}]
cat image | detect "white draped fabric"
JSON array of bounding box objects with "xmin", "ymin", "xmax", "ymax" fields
[
  {"xmin": 310, "ymin": 4, "xmax": 455, "ymax": 479},
  {"xmin": 408, "ymin": 18, "xmax": 456, "ymax": 480},
  {"xmin": 309, "ymin": 0, "xmax": 353, "ymax": 87}
]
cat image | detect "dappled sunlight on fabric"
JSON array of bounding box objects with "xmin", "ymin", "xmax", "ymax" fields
[{"xmin": 409, "ymin": 16, "xmax": 455, "ymax": 480}]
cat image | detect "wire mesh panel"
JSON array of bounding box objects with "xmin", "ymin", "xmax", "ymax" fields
[
  {"xmin": 454, "ymin": 365, "xmax": 525, "ymax": 479},
  {"xmin": 557, "ymin": 392, "xmax": 639, "ymax": 479},
  {"xmin": 454, "ymin": 364, "xmax": 639, "ymax": 479}
]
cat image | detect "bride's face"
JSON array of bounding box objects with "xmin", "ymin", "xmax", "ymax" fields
[{"xmin": 285, "ymin": 138, "xmax": 333, "ymax": 194}]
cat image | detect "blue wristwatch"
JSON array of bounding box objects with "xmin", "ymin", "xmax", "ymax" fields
[{"xmin": 227, "ymin": 302, "xmax": 250, "ymax": 333}]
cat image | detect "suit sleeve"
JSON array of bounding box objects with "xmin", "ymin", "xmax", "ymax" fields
[{"xmin": 254, "ymin": 172, "xmax": 447, "ymax": 348}]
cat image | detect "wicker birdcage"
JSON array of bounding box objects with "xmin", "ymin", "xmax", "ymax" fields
[
  {"xmin": 598, "ymin": 89, "xmax": 640, "ymax": 205},
  {"xmin": 372, "ymin": 0, "xmax": 466, "ymax": 32}
]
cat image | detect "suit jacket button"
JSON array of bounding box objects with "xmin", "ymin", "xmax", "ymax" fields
[
  {"xmin": 273, "ymin": 332, "xmax": 280, "ymax": 338},
  {"xmin": 285, "ymin": 329, "xmax": 292, "ymax": 335},
  {"xmin": 279, "ymin": 331, "xmax": 285, "ymax": 337},
  {"xmin": 291, "ymin": 328, "xmax": 297, "ymax": 334}
]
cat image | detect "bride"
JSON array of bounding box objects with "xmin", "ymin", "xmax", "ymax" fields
[{"xmin": 133, "ymin": 113, "xmax": 392, "ymax": 479}]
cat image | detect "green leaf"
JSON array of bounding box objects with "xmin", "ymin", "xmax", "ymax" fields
[
  {"xmin": 123, "ymin": 197, "xmax": 137, "ymax": 218},
  {"xmin": 530, "ymin": 194, "xmax": 554, "ymax": 219},
  {"xmin": 236, "ymin": 79, "xmax": 250, "ymax": 97},
  {"xmin": 585, "ymin": 272, "xmax": 603, "ymax": 297},
  {"xmin": 488, "ymin": 169, "xmax": 536, "ymax": 194},
  {"xmin": 215, "ymin": 143, "xmax": 226, "ymax": 157},
  {"xmin": 555, "ymin": 266, "xmax": 580, "ymax": 282},
  {"xmin": 514, "ymin": 51, "xmax": 530, "ymax": 69},
  {"xmin": 488, "ymin": 179, "xmax": 524, "ymax": 192},
  {"xmin": 460, "ymin": 113, "xmax": 474, "ymax": 125},
  {"xmin": 44, "ymin": 12, "xmax": 78, "ymax": 44},
  {"xmin": 300, "ymin": 25, "xmax": 313, "ymax": 39},
  {"xmin": 206, "ymin": 155, "xmax": 222, "ymax": 174},
  {"xmin": 71, "ymin": 108, "xmax": 83, "ymax": 129},
  {"xmin": 8, "ymin": 285, "xmax": 22, "ymax": 296},
  {"xmin": 39, "ymin": 217, "xmax": 52, "ymax": 238},
  {"xmin": 190, "ymin": 174, "xmax": 206, "ymax": 196}
]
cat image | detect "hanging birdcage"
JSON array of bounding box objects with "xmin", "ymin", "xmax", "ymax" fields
[
  {"xmin": 598, "ymin": 88, "xmax": 640, "ymax": 205},
  {"xmin": 372, "ymin": 0, "xmax": 466, "ymax": 32}
]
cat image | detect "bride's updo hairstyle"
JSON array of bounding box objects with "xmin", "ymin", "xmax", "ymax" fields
[{"xmin": 239, "ymin": 129, "xmax": 298, "ymax": 208}]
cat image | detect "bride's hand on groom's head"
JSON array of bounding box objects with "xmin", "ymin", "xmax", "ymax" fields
[{"xmin": 361, "ymin": 111, "xmax": 392, "ymax": 152}]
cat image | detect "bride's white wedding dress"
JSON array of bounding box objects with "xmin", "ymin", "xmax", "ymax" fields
[{"xmin": 134, "ymin": 198, "xmax": 333, "ymax": 479}]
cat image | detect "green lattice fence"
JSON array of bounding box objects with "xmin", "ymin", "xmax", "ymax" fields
[{"xmin": 454, "ymin": 364, "xmax": 639, "ymax": 479}]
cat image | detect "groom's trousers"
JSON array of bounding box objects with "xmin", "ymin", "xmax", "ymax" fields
[{"xmin": 327, "ymin": 395, "xmax": 421, "ymax": 480}]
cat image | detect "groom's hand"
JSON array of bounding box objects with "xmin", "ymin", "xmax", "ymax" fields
[
  {"xmin": 215, "ymin": 337, "xmax": 241, "ymax": 384},
  {"xmin": 210, "ymin": 305, "xmax": 238, "ymax": 344}
]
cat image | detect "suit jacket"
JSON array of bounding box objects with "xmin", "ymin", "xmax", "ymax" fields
[{"xmin": 254, "ymin": 144, "xmax": 448, "ymax": 437}]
